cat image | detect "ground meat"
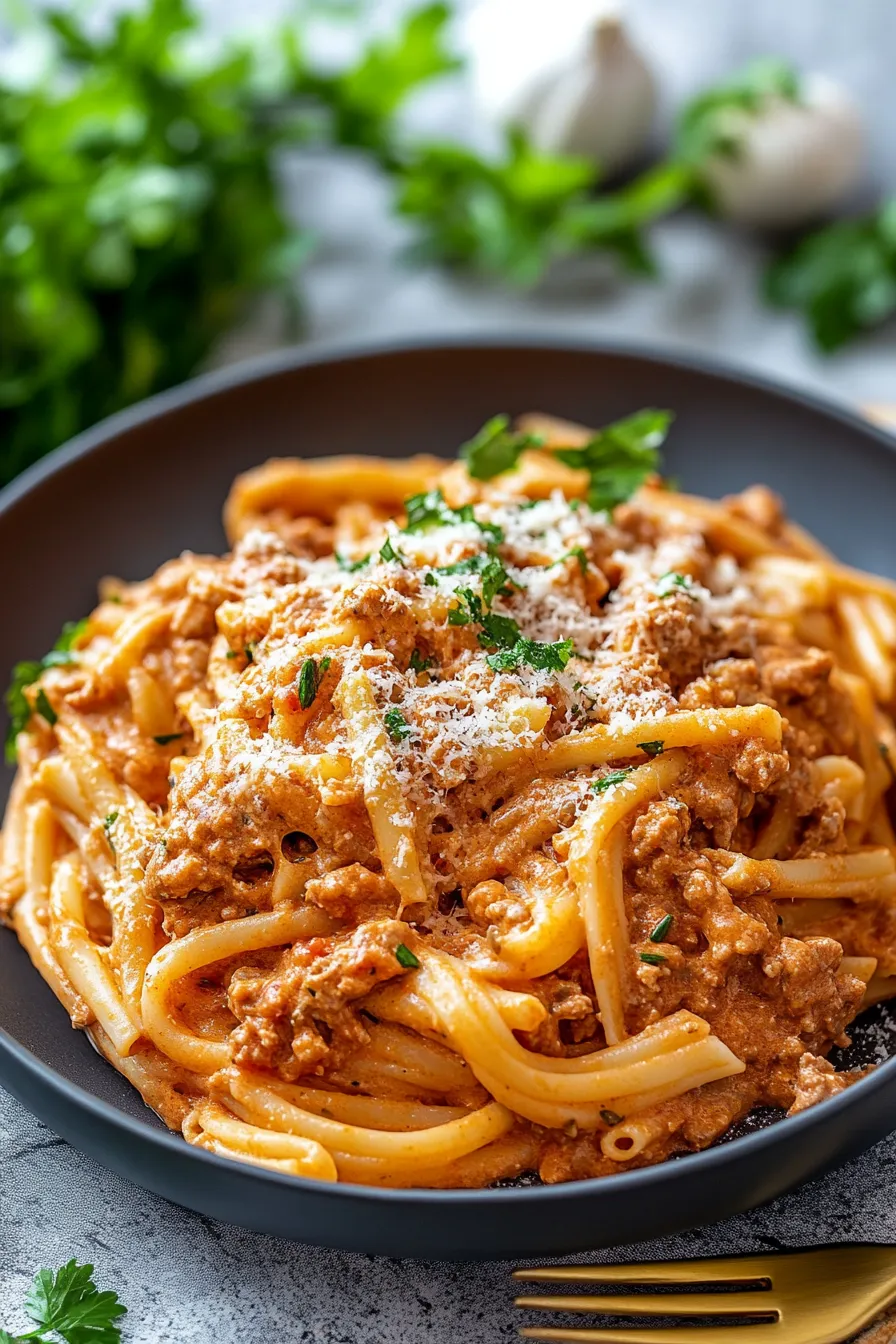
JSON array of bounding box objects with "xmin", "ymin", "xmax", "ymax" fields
[
  {"xmin": 787, "ymin": 1051, "xmax": 854, "ymax": 1115},
  {"xmin": 228, "ymin": 920, "xmax": 410, "ymax": 1078},
  {"xmin": 146, "ymin": 719, "xmax": 377, "ymax": 902}
]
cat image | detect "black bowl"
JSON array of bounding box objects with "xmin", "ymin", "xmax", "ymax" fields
[{"xmin": 2, "ymin": 337, "xmax": 896, "ymax": 1260}]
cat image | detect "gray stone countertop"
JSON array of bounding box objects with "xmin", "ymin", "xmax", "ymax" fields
[{"xmin": 5, "ymin": 0, "xmax": 896, "ymax": 1337}]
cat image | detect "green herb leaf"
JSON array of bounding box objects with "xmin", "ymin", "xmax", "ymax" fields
[
  {"xmin": 379, "ymin": 535, "xmax": 406, "ymax": 564},
  {"xmin": 649, "ymin": 914, "xmax": 673, "ymax": 943},
  {"xmin": 5, "ymin": 618, "xmax": 90, "ymax": 761},
  {"xmin": 395, "ymin": 942, "xmax": 420, "ymax": 969},
  {"xmin": 460, "ymin": 414, "xmax": 542, "ymax": 480},
  {"xmin": 592, "ymin": 768, "xmax": 635, "ymax": 794},
  {"xmin": 554, "ymin": 409, "xmax": 673, "ymax": 511},
  {"xmin": 600, "ymin": 1108, "xmax": 624, "ymax": 1126},
  {"xmin": 153, "ymin": 732, "xmax": 183, "ymax": 746},
  {"xmin": 675, "ymin": 57, "xmax": 801, "ymax": 168},
  {"xmin": 298, "ymin": 656, "xmax": 331, "ymax": 711},
  {"xmin": 34, "ymin": 689, "xmax": 57, "ymax": 728},
  {"xmin": 639, "ymin": 950, "xmax": 667, "ymax": 966},
  {"xmin": 103, "ymin": 811, "xmax": 119, "ymax": 857},
  {"xmin": 765, "ymin": 200, "xmax": 896, "ymax": 352},
  {"xmin": 394, "ymin": 128, "xmax": 666, "ymax": 285},
  {"xmin": 384, "ymin": 706, "xmax": 412, "ymax": 743},
  {"xmin": 637, "ymin": 740, "xmax": 664, "ymax": 758},
  {"xmin": 485, "ymin": 637, "xmax": 574, "ymax": 673},
  {"xmin": 655, "ymin": 571, "xmax": 698, "ymax": 600},
  {"xmin": 244, "ymin": 643, "xmax": 257, "ymax": 664},
  {"xmin": 336, "ymin": 551, "xmax": 371, "ymax": 573},
  {"xmin": 23, "ymin": 1258, "xmax": 126, "ymax": 1344},
  {"xmin": 553, "ymin": 546, "xmax": 588, "ymax": 575},
  {"xmin": 431, "ymin": 553, "xmax": 511, "ymax": 607},
  {"xmin": 409, "ymin": 649, "xmax": 434, "ymax": 674},
  {"xmin": 403, "ymin": 488, "xmax": 503, "ymax": 543}
]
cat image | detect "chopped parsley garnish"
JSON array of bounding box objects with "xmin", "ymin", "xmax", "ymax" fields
[
  {"xmin": 103, "ymin": 811, "xmax": 119, "ymax": 855},
  {"xmin": 384, "ymin": 706, "xmax": 413, "ymax": 743},
  {"xmin": 649, "ymin": 914, "xmax": 673, "ymax": 943},
  {"xmin": 395, "ymin": 942, "xmax": 420, "ymax": 969},
  {"xmin": 553, "ymin": 409, "xmax": 674, "ymax": 512},
  {"xmin": 153, "ymin": 733, "xmax": 183, "ymax": 746},
  {"xmin": 403, "ymin": 488, "xmax": 503, "ymax": 543},
  {"xmin": 655, "ymin": 570, "xmax": 697, "ymax": 599},
  {"xmin": 298, "ymin": 656, "xmax": 332, "ymax": 711},
  {"xmin": 447, "ymin": 587, "xmax": 573, "ymax": 674},
  {"xmin": 592, "ymin": 768, "xmax": 635, "ymax": 794},
  {"xmin": 5, "ymin": 618, "xmax": 90, "ymax": 761},
  {"xmin": 552, "ymin": 546, "xmax": 588, "ymax": 574},
  {"xmin": 379, "ymin": 535, "xmax": 407, "ymax": 564},
  {"xmin": 336, "ymin": 551, "xmax": 371, "ymax": 573},
  {"xmin": 409, "ymin": 649, "xmax": 434, "ymax": 674},
  {"xmin": 639, "ymin": 950, "xmax": 667, "ymax": 966},
  {"xmin": 459, "ymin": 414, "xmax": 542, "ymax": 480},
  {"xmin": 429, "ymin": 552, "xmax": 512, "ymax": 606},
  {"xmin": 600, "ymin": 1108, "xmax": 624, "ymax": 1126},
  {"xmin": 486, "ymin": 637, "xmax": 574, "ymax": 674},
  {"xmin": 244, "ymin": 641, "xmax": 257, "ymax": 663},
  {"xmin": 34, "ymin": 689, "xmax": 57, "ymax": 728},
  {"xmin": 5, "ymin": 1258, "xmax": 127, "ymax": 1344},
  {"xmin": 638, "ymin": 740, "xmax": 664, "ymax": 758},
  {"xmin": 225, "ymin": 650, "xmax": 239, "ymax": 660}
]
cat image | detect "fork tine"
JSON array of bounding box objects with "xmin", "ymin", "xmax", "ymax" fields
[
  {"xmin": 515, "ymin": 1292, "xmax": 778, "ymax": 1319},
  {"xmin": 518, "ymin": 1324, "xmax": 785, "ymax": 1343},
  {"xmin": 513, "ymin": 1257, "xmax": 774, "ymax": 1287}
]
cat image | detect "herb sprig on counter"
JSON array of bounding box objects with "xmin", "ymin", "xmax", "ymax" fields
[{"xmin": 1, "ymin": 1259, "xmax": 126, "ymax": 1344}]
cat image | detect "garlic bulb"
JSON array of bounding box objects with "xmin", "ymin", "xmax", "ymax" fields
[
  {"xmin": 463, "ymin": 2, "xmax": 656, "ymax": 176},
  {"xmin": 512, "ymin": 15, "xmax": 657, "ymax": 174},
  {"xmin": 701, "ymin": 74, "xmax": 865, "ymax": 229}
]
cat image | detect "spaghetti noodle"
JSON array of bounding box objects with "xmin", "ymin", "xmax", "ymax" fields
[{"xmin": 2, "ymin": 407, "xmax": 895, "ymax": 1188}]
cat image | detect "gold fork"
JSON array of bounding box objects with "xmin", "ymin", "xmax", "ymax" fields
[{"xmin": 513, "ymin": 1245, "xmax": 896, "ymax": 1343}]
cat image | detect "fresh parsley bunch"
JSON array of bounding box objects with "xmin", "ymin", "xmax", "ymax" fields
[{"xmin": 1, "ymin": 1260, "xmax": 126, "ymax": 1344}]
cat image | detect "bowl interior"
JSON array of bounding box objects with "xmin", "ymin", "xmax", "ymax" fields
[{"xmin": 3, "ymin": 340, "xmax": 896, "ymax": 1147}]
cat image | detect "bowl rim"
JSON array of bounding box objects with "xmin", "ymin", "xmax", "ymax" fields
[{"xmin": 3, "ymin": 330, "xmax": 896, "ymax": 1210}]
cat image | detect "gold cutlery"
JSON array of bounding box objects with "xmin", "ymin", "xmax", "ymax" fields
[{"xmin": 513, "ymin": 1245, "xmax": 896, "ymax": 1343}]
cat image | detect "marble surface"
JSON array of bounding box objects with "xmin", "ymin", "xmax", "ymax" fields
[{"xmin": 5, "ymin": 0, "xmax": 896, "ymax": 1337}]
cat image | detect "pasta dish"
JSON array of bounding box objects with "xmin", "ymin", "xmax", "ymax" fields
[{"xmin": 3, "ymin": 405, "xmax": 896, "ymax": 1189}]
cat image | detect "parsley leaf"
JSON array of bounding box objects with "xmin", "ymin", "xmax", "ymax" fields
[
  {"xmin": 395, "ymin": 942, "xmax": 420, "ymax": 969},
  {"xmin": 600, "ymin": 1108, "xmax": 624, "ymax": 1126},
  {"xmin": 650, "ymin": 914, "xmax": 674, "ymax": 943},
  {"xmin": 765, "ymin": 200, "xmax": 896, "ymax": 352},
  {"xmin": 384, "ymin": 706, "xmax": 412, "ymax": 743},
  {"xmin": 34, "ymin": 689, "xmax": 57, "ymax": 728},
  {"xmin": 431, "ymin": 553, "xmax": 511, "ymax": 606},
  {"xmin": 460, "ymin": 414, "xmax": 542, "ymax": 480},
  {"xmin": 592, "ymin": 768, "xmax": 635, "ymax": 794},
  {"xmin": 553, "ymin": 547, "xmax": 588, "ymax": 575},
  {"xmin": 409, "ymin": 649, "xmax": 434, "ymax": 674},
  {"xmin": 637, "ymin": 740, "xmax": 664, "ymax": 758},
  {"xmin": 403, "ymin": 489, "xmax": 503, "ymax": 543},
  {"xmin": 675, "ymin": 57, "xmax": 801, "ymax": 170},
  {"xmin": 554, "ymin": 409, "xmax": 673, "ymax": 511},
  {"xmin": 103, "ymin": 812, "xmax": 119, "ymax": 856},
  {"xmin": 5, "ymin": 618, "xmax": 89, "ymax": 760},
  {"xmin": 379, "ymin": 536, "xmax": 406, "ymax": 564},
  {"xmin": 655, "ymin": 571, "xmax": 698, "ymax": 599},
  {"xmin": 485, "ymin": 637, "xmax": 574, "ymax": 673},
  {"xmin": 298, "ymin": 656, "xmax": 331, "ymax": 711},
  {"xmin": 22, "ymin": 1259, "xmax": 126, "ymax": 1344},
  {"xmin": 336, "ymin": 551, "xmax": 371, "ymax": 573}
]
